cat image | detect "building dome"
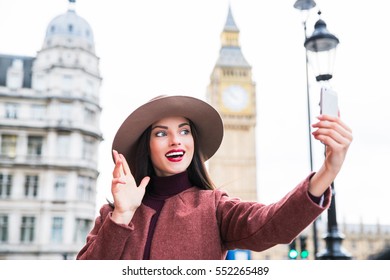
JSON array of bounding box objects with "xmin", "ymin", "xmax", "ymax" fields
[{"xmin": 43, "ymin": 5, "xmax": 95, "ymax": 53}]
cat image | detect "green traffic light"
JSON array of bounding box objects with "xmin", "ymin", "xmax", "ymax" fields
[
  {"xmin": 288, "ymin": 249, "xmax": 298, "ymax": 259},
  {"xmin": 301, "ymin": 250, "xmax": 309, "ymax": 259}
]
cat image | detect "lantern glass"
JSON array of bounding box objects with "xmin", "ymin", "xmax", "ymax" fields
[
  {"xmin": 307, "ymin": 47, "xmax": 337, "ymax": 82},
  {"xmin": 304, "ymin": 19, "xmax": 339, "ymax": 81}
]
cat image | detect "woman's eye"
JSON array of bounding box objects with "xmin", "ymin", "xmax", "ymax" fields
[
  {"xmin": 155, "ymin": 131, "xmax": 167, "ymax": 137},
  {"xmin": 180, "ymin": 129, "xmax": 191, "ymax": 135}
]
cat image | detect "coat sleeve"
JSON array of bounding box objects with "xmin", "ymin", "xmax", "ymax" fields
[
  {"xmin": 76, "ymin": 204, "xmax": 135, "ymax": 260},
  {"xmin": 216, "ymin": 173, "xmax": 331, "ymax": 252}
]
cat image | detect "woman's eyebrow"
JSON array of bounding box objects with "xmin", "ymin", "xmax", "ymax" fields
[
  {"xmin": 178, "ymin": 122, "xmax": 190, "ymax": 128},
  {"xmin": 152, "ymin": 122, "xmax": 190, "ymax": 130},
  {"xmin": 151, "ymin": 125, "xmax": 168, "ymax": 131}
]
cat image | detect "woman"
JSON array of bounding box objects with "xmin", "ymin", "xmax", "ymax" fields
[{"xmin": 77, "ymin": 95, "xmax": 352, "ymax": 260}]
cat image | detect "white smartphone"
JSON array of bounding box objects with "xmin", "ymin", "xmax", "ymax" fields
[{"xmin": 320, "ymin": 87, "xmax": 339, "ymax": 117}]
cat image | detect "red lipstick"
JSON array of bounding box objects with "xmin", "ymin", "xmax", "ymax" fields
[{"xmin": 165, "ymin": 149, "xmax": 185, "ymax": 162}]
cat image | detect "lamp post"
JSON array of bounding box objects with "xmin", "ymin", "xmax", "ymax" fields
[
  {"xmin": 293, "ymin": 0, "xmax": 319, "ymax": 258},
  {"xmin": 304, "ymin": 11, "xmax": 352, "ymax": 260}
]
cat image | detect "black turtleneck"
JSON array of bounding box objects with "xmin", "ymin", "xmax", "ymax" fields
[{"xmin": 141, "ymin": 171, "xmax": 193, "ymax": 260}]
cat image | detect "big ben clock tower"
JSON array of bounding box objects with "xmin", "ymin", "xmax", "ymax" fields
[{"xmin": 207, "ymin": 7, "xmax": 257, "ymax": 202}]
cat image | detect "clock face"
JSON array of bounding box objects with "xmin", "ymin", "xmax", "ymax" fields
[{"xmin": 222, "ymin": 85, "xmax": 249, "ymax": 112}]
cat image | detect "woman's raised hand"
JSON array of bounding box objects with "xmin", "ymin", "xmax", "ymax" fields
[
  {"xmin": 312, "ymin": 115, "xmax": 353, "ymax": 173},
  {"xmin": 309, "ymin": 115, "xmax": 353, "ymax": 197},
  {"xmin": 111, "ymin": 150, "xmax": 150, "ymax": 225}
]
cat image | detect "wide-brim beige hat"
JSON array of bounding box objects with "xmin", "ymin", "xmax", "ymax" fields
[{"xmin": 112, "ymin": 95, "xmax": 224, "ymax": 175}]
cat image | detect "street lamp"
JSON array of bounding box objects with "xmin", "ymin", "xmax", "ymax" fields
[
  {"xmin": 294, "ymin": 0, "xmax": 316, "ymax": 11},
  {"xmin": 304, "ymin": 14, "xmax": 339, "ymax": 83},
  {"xmin": 304, "ymin": 12, "xmax": 352, "ymax": 260},
  {"xmin": 293, "ymin": 0, "xmax": 319, "ymax": 258}
]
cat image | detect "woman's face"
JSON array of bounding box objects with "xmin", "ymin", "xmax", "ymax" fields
[{"xmin": 149, "ymin": 116, "xmax": 194, "ymax": 177}]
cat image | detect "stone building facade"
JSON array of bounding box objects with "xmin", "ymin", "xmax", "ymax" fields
[{"xmin": 0, "ymin": 1, "xmax": 102, "ymax": 259}]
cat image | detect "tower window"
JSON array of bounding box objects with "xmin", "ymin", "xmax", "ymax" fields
[
  {"xmin": 62, "ymin": 75, "xmax": 73, "ymax": 95},
  {"xmin": 5, "ymin": 103, "xmax": 18, "ymax": 119},
  {"xmin": 77, "ymin": 175, "xmax": 94, "ymax": 201},
  {"xmin": 51, "ymin": 217, "xmax": 64, "ymax": 244},
  {"xmin": 84, "ymin": 108, "xmax": 96, "ymax": 124},
  {"xmin": 0, "ymin": 215, "xmax": 8, "ymax": 243},
  {"xmin": 20, "ymin": 216, "xmax": 35, "ymax": 243},
  {"xmin": 24, "ymin": 175, "xmax": 39, "ymax": 198},
  {"xmin": 0, "ymin": 174, "xmax": 12, "ymax": 198},
  {"xmin": 74, "ymin": 218, "xmax": 92, "ymax": 243},
  {"xmin": 1, "ymin": 134, "xmax": 17, "ymax": 158},
  {"xmin": 54, "ymin": 175, "xmax": 67, "ymax": 200},
  {"xmin": 57, "ymin": 134, "xmax": 70, "ymax": 159},
  {"xmin": 59, "ymin": 102, "xmax": 72, "ymax": 124},
  {"xmin": 82, "ymin": 137, "xmax": 95, "ymax": 161},
  {"xmin": 68, "ymin": 24, "xmax": 73, "ymax": 32},
  {"xmin": 27, "ymin": 136, "xmax": 43, "ymax": 157}
]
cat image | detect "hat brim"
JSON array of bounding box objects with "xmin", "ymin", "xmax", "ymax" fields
[{"xmin": 112, "ymin": 95, "xmax": 224, "ymax": 175}]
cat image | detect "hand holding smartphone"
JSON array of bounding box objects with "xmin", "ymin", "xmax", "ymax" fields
[{"xmin": 320, "ymin": 87, "xmax": 339, "ymax": 117}]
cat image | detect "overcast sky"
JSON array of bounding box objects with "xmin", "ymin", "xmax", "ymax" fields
[{"xmin": 1, "ymin": 0, "xmax": 389, "ymax": 226}]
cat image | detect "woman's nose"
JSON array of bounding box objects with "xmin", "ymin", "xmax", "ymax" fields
[{"xmin": 169, "ymin": 133, "xmax": 181, "ymax": 146}]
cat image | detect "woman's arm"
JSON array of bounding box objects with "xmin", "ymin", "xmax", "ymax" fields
[{"xmin": 76, "ymin": 204, "xmax": 135, "ymax": 260}]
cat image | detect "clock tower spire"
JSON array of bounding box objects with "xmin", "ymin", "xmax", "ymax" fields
[{"xmin": 207, "ymin": 6, "xmax": 257, "ymax": 201}]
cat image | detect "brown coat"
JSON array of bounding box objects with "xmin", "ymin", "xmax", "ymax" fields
[{"xmin": 77, "ymin": 174, "xmax": 330, "ymax": 260}]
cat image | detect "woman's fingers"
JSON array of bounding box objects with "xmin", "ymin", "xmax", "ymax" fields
[
  {"xmin": 110, "ymin": 151, "xmax": 148, "ymax": 217},
  {"xmin": 139, "ymin": 176, "xmax": 150, "ymax": 189},
  {"xmin": 312, "ymin": 131, "xmax": 348, "ymax": 153},
  {"xmin": 312, "ymin": 127, "xmax": 351, "ymax": 147},
  {"xmin": 112, "ymin": 149, "xmax": 120, "ymax": 162},
  {"xmin": 311, "ymin": 115, "xmax": 353, "ymax": 174},
  {"xmin": 314, "ymin": 115, "xmax": 352, "ymax": 134},
  {"xmin": 312, "ymin": 115, "xmax": 353, "ymax": 146},
  {"xmin": 112, "ymin": 177, "xmax": 126, "ymax": 185},
  {"xmin": 113, "ymin": 150, "xmax": 132, "ymax": 177},
  {"xmin": 112, "ymin": 150, "xmax": 125, "ymax": 178},
  {"xmin": 119, "ymin": 154, "xmax": 131, "ymax": 176},
  {"xmin": 112, "ymin": 159, "xmax": 122, "ymax": 178}
]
